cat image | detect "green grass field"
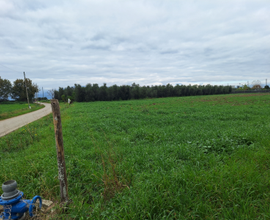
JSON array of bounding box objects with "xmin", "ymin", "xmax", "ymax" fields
[
  {"xmin": 0, "ymin": 102, "xmax": 44, "ymax": 120},
  {"xmin": 1, "ymin": 94, "xmax": 270, "ymax": 219}
]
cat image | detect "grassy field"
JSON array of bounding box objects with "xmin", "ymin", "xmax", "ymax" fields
[
  {"xmin": 0, "ymin": 102, "xmax": 44, "ymax": 120},
  {"xmin": 1, "ymin": 94, "xmax": 270, "ymax": 219}
]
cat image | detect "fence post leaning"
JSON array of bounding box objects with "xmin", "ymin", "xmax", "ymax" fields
[{"xmin": 51, "ymin": 99, "xmax": 69, "ymax": 204}]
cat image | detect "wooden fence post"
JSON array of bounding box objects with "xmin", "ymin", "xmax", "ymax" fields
[{"xmin": 51, "ymin": 99, "xmax": 69, "ymax": 203}]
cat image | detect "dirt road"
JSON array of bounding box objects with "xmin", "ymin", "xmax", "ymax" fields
[{"xmin": 0, "ymin": 103, "xmax": 52, "ymax": 138}]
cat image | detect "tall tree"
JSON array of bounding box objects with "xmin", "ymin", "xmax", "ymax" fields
[
  {"xmin": 92, "ymin": 84, "xmax": 100, "ymax": 101},
  {"xmin": 99, "ymin": 83, "xmax": 108, "ymax": 101},
  {"xmin": 131, "ymin": 83, "xmax": 140, "ymax": 99},
  {"xmin": 110, "ymin": 84, "xmax": 119, "ymax": 100},
  {"xmin": 166, "ymin": 83, "xmax": 174, "ymax": 97},
  {"xmin": 74, "ymin": 84, "xmax": 85, "ymax": 102},
  {"xmin": 140, "ymin": 86, "xmax": 147, "ymax": 99},
  {"xmin": 11, "ymin": 78, "xmax": 38, "ymax": 101},
  {"xmin": 85, "ymin": 83, "xmax": 95, "ymax": 101},
  {"xmin": 64, "ymin": 86, "xmax": 74, "ymax": 97},
  {"xmin": 0, "ymin": 77, "xmax": 12, "ymax": 100}
]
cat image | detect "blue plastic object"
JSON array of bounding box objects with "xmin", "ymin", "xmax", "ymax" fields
[
  {"xmin": 0, "ymin": 180, "xmax": 42, "ymax": 220},
  {"xmin": 29, "ymin": 195, "xmax": 42, "ymax": 217}
]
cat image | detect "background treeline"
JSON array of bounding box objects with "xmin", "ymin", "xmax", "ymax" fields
[
  {"xmin": 0, "ymin": 77, "xmax": 38, "ymax": 101},
  {"xmin": 54, "ymin": 83, "xmax": 232, "ymax": 102}
]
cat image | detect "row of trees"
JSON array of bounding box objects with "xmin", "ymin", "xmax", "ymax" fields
[
  {"xmin": 54, "ymin": 83, "xmax": 232, "ymax": 102},
  {"xmin": 0, "ymin": 77, "xmax": 38, "ymax": 101},
  {"xmin": 236, "ymin": 84, "xmax": 269, "ymax": 91}
]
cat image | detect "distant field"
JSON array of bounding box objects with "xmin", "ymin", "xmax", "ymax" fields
[
  {"xmin": 0, "ymin": 102, "xmax": 44, "ymax": 120},
  {"xmin": 0, "ymin": 94, "xmax": 270, "ymax": 219}
]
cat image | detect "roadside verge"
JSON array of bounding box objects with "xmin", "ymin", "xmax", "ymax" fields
[{"xmin": 0, "ymin": 103, "xmax": 52, "ymax": 138}]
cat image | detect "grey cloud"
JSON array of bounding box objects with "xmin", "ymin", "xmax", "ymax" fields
[
  {"xmin": 82, "ymin": 45, "xmax": 111, "ymax": 51},
  {"xmin": 91, "ymin": 34, "xmax": 106, "ymax": 42},
  {"xmin": 0, "ymin": 0, "xmax": 269, "ymax": 90},
  {"xmin": 160, "ymin": 50, "xmax": 179, "ymax": 55}
]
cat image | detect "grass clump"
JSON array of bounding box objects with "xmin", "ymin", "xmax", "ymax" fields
[
  {"xmin": 0, "ymin": 94, "xmax": 270, "ymax": 219},
  {"xmin": 0, "ymin": 101, "xmax": 44, "ymax": 120}
]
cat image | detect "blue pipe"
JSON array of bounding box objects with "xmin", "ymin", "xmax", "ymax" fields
[
  {"xmin": 29, "ymin": 195, "xmax": 42, "ymax": 217},
  {"xmin": 0, "ymin": 180, "xmax": 42, "ymax": 220}
]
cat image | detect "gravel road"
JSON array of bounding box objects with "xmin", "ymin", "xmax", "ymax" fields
[{"xmin": 0, "ymin": 103, "xmax": 52, "ymax": 138}]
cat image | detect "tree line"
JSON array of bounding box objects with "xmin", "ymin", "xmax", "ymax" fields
[
  {"xmin": 0, "ymin": 77, "xmax": 38, "ymax": 101},
  {"xmin": 54, "ymin": 83, "xmax": 232, "ymax": 102}
]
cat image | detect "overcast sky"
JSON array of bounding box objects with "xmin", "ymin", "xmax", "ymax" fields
[{"xmin": 0, "ymin": 0, "xmax": 269, "ymax": 91}]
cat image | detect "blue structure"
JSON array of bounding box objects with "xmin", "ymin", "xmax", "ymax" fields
[{"xmin": 0, "ymin": 180, "xmax": 42, "ymax": 220}]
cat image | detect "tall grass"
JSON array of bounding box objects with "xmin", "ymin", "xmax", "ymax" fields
[{"xmin": 1, "ymin": 94, "xmax": 270, "ymax": 219}]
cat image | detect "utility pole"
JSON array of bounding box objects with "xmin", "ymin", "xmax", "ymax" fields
[
  {"xmin": 23, "ymin": 72, "xmax": 31, "ymax": 109},
  {"xmin": 42, "ymin": 87, "xmax": 44, "ymax": 98},
  {"xmin": 266, "ymin": 79, "xmax": 267, "ymax": 87}
]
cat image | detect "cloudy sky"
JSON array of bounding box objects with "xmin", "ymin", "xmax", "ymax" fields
[{"xmin": 0, "ymin": 0, "xmax": 269, "ymax": 91}]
